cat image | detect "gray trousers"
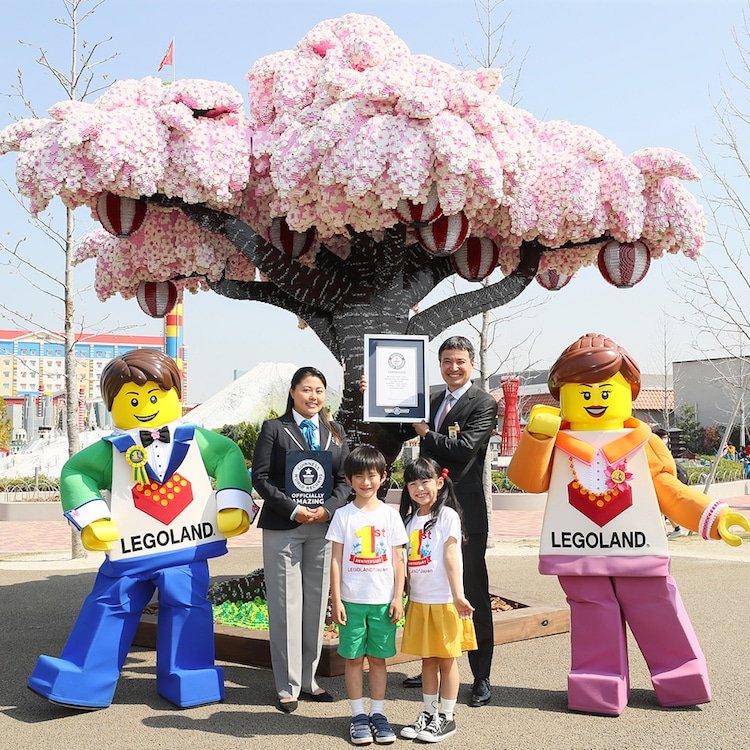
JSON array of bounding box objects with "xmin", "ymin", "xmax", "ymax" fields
[{"xmin": 262, "ymin": 523, "xmax": 331, "ymax": 698}]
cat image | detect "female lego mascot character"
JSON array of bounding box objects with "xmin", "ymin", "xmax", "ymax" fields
[
  {"xmin": 508, "ymin": 333, "xmax": 749, "ymax": 716},
  {"xmin": 28, "ymin": 349, "xmax": 256, "ymax": 710}
]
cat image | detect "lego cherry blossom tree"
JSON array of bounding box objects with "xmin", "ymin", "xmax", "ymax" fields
[{"xmin": 0, "ymin": 14, "xmax": 706, "ymax": 457}]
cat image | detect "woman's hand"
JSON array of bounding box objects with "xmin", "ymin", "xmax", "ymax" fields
[
  {"xmin": 295, "ymin": 506, "xmax": 315, "ymax": 524},
  {"xmin": 307, "ymin": 507, "xmax": 329, "ymax": 523}
]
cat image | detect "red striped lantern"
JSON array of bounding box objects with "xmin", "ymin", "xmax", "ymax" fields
[
  {"xmin": 598, "ymin": 240, "xmax": 651, "ymax": 288},
  {"xmin": 96, "ymin": 192, "xmax": 147, "ymax": 237},
  {"xmin": 395, "ymin": 184, "xmax": 443, "ymax": 225},
  {"xmin": 450, "ymin": 237, "xmax": 500, "ymax": 281},
  {"xmin": 136, "ymin": 280, "xmax": 178, "ymax": 318},
  {"xmin": 416, "ymin": 212, "xmax": 470, "ymax": 256},
  {"xmin": 269, "ymin": 216, "xmax": 316, "ymax": 259},
  {"xmin": 536, "ymin": 269, "xmax": 573, "ymax": 290}
]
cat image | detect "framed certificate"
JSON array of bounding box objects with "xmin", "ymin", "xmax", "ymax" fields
[{"xmin": 364, "ymin": 334, "xmax": 429, "ymax": 423}]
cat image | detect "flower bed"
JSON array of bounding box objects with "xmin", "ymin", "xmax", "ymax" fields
[{"xmin": 134, "ymin": 569, "xmax": 570, "ymax": 676}]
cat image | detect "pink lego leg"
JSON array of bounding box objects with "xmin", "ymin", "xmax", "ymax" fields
[
  {"xmin": 558, "ymin": 576, "xmax": 629, "ymax": 716},
  {"xmin": 614, "ymin": 575, "xmax": 711, "ymax": 707}
]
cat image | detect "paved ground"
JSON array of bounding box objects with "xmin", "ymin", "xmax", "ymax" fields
[{"xmin": 1, "ymin": 503, "xmax": 749, "ymax": 750}]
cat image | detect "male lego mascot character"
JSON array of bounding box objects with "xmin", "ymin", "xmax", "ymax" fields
[
  {"xmin": 28, "ymin": 349, "xmax": 256, "ymax": 709},
  {"xmin": 508, "ymin": 333, "xmax": 749, "ymax": 716}
]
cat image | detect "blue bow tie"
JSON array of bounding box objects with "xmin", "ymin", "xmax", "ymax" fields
[{"xmin": 299, "ymin": 419, "xmax": 319, "ymax": 451}]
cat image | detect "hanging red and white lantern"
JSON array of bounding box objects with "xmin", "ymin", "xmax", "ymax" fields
[
  {"xmin": 416, "ymin": 212, "xmax": 470, "ymax": 256},
  {"xmin": 536, "ymin": 269, "xmax": 573, "ymax": 291},
  {"xmin": 395, "ymin": 184, "xmax": 443, "ymax": 225},
  {"xmin": 96, "ymin": 192, "xmax": 147, "ymax": 238},
  {"xmin": 269, "ymin": 216, "xmax": 316, "ymax": 259},
  {"xmin": 450, "ymin": 237, "xmax": 500, "ymax": 281},
  {"xmin": 136, "ymin": 280, "xmax": 178, "ymax": 318},
  {"xmin": 598, "ymin": 240, "xmax": 651, "ymax": 288}
]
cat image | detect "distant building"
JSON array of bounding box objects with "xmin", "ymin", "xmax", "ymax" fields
[
  {"xmin": 0, "ymin": 329, "xmax": 165, "ymax": 438},
  {"xmin": 673, "ymin": 357, "xmax": 750, "ymax": 428}
]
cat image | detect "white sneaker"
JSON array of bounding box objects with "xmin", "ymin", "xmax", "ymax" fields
[
  {"xmin": 415, "ymin": 713, "xmax": 457, "ymax": 743},
  {"xmin": 399, "ymin": 710, "xmax": 433, "ymax": 739}
]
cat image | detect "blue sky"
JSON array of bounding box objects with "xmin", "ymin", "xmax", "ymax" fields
[{"xmin": 0, "ymin": 0, "xmax": 745, "ymax": 402}]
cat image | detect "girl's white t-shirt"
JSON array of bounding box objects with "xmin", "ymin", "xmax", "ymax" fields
[
  {"xmin": 326, "ymin": 502, "xmax": 408, "ymax": 604},
  {"xmin": 405, "ymin": 506, "xmax": 462, "ymax": 604}
]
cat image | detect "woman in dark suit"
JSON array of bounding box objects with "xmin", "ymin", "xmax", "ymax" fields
[{"xmin": 253, "ymin": 366, "xmax": 350, "ymax": 712}]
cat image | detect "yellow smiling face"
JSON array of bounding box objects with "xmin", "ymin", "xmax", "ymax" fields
[
  {"xmin": 110, "ymin": 381, "xmax": 182, "ymax": 430},
  {"xmin": 559, "ymin": 371, "xmax": 633, "ymax": 431}
]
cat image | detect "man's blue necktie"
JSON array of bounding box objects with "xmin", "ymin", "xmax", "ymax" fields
[{"xmin": 299, "ymin": 419, "xmax": 319, "ymax": 450}]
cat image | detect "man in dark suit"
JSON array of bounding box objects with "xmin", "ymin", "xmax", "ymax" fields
[{"xmin": 409, "ymin": 335, "xmax": 498, "ymax": 707}]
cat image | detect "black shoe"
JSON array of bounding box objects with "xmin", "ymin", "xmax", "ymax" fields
[
  {"xmin": 402, "ymin": 674, "xmax": 423, "ymax": 688},
  {"xmin": 468, "ymin": 678, "xmax": 491, "ymax": 707},
  {"xmin": 299, "ymin": 689, "xmax": 335, "ymax": 702},
  {"xmin": 276, "ymin": 697, "xmax": 298, "ymax": 713}
]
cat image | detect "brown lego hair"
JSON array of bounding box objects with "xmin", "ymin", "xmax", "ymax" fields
[
  {"xmin": 100, "ymin": 349, "xmax": 181, "ymax": 409},
  {"xmin": 547, "ymin": 333, "xmax": 641, "ymax": 400}
]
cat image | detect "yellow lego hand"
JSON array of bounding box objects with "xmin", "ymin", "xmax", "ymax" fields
[
  {"xmin": 80, "ymin": 519, "xmax": 119, "ymax": 552},
  {"xmin": 527, "ymin": 404, "xmax": 562, "ymax": 439},
  {"xmin": 217, "ymin": 508, "xmax": 250, "ymax": 538},
  {"xmin": 716, "ymin": 510, "xmax": 750, "ymax": 547}
]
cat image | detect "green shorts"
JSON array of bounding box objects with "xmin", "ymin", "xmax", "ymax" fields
[{"xmin": 338, "ymin": 602, "xmax": 397, "ymax": 660}]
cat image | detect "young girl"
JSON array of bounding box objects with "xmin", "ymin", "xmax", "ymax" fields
[{"xmin": 398, "ymin": 458, "xmax": 477, "ymax": 743}]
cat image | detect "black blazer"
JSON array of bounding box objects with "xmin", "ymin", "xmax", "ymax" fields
[
  {"xmin": 419, "ymin": 385, "xmax": 498, "ymax": 535},
  {"xmin": 253, "ymin": 413, "xmax": 351, "ymax": 531}
]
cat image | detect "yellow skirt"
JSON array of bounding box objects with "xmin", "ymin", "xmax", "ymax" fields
[{"xmin": 401, "ymin": 602, "xmax": 478, "ymax": 658}]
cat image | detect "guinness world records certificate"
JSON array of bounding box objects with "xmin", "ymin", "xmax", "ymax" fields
[{"xmin": 364, "ymin": 334, "xmax": 429, "ymax": 423}]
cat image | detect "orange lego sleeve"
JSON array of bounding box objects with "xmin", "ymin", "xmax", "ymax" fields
[
  {"xmin": 507, "ymin": 429, "xmax": 556, "ymax": 494},
  {"xmin": 645, "ymin": 435, "xmax": 720, "ymax": 539}
]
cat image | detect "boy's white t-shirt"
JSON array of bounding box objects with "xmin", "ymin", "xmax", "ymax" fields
[
  {"xmin": 326, "ymin": 501, "xmax": 408, "ymax": 604},
  {"xmin": 405, "ymin": 506, "xmax": 463, "ymax": 604}
]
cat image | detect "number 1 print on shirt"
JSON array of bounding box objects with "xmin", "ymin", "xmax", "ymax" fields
[
  {"xmin": 407, "ymin": 527, "xmax": 432, "ymax": 568},
  {"xmin": 351, "ymin": 525, "xmax": 388, "ymax": 565}
]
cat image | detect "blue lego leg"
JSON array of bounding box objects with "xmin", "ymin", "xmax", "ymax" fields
[
  {"xmin": 28, "ymin": 569, "xmax": 154, "ymax": 709},
  {"xmin": 154, "ymin": 561, "xmax": 223, "ymax": 708}
]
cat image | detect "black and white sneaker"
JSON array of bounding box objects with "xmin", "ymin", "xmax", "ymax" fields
[
  {"xmin": 399, "ymin": 710, "xmax": 433, "ymax": 739},
  {"xmin": 415, "ymin": 713, "xmax": 457, "ymax": 743}
]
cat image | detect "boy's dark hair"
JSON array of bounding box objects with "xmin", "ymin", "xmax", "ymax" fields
[
  {"xmin": 100, "ymin": 348, "xmax": 181, "ymax": 409},
  {"xmin": 344, "ymin": 444, "xmax": 386, "ymax": 480},
  {"xmin": 399, "ymin": 457, "xmax": 465, "ymax": 540},
  {"xmin": 438, "ymin": 335, "xmax": 474, "ymax": 361}
]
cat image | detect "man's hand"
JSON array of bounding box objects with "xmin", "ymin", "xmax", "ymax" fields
[
  {"xmin": 716, "ymin": 510, "xmax": 750, "ymax": 547},
  {"xmin": 217, "ymin": 508, "xmax": 250, "ymax": 537},
  {"xmin": 527, "ymin": 405, "xmax": 562, "ymax": 440},
  {"xmin": 81, "ymin": 519, "xmax": 119, "ymax": 551},
  {"xmin": 413, "ymin": 421, "xmax": 430, "ymax": 438}
]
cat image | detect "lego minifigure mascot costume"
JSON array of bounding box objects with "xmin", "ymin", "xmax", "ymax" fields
[
  {"xmin": 28, "ymin": 349, "xmax": 256, "ymax": 709},
  {"xmin": 508, "ymin": 333, "xmax": 750, "ymax": 716}
]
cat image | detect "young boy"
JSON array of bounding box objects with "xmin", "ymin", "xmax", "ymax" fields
[{"xmin": 326, "ymin": 445, "xmax": 408, "ymax": 745}]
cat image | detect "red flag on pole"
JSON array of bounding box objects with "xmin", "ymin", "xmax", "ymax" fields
[{"xmin": 158, "ymin": 40, "xmax": 174, "ymax": 71}]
